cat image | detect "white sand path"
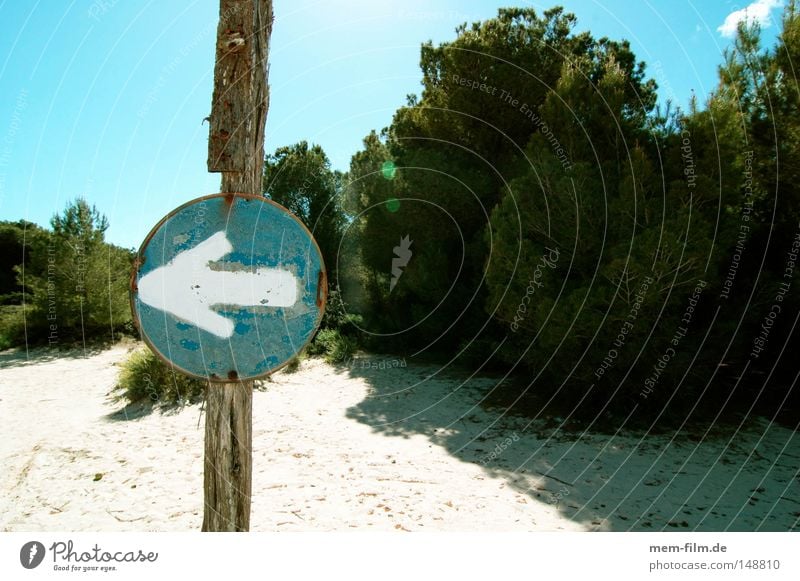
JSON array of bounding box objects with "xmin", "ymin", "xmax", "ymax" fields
[{"xmin": 0, "ymin": 344, "xmax": 797, "ymax": 531}]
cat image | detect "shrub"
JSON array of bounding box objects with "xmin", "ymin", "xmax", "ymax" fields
[
  {"xmin": 308, "ymin": 328, "xmax": 357, "ymax": 363},
  {"xmin": 282, "ymin": 355, "xmax": 302, "ymax": 373},
  {"xmin": 0, "ymin": 305, "xmax": 27, "ymax": 350},
  {"xmin": 22, "ymin": 199, "xmax": 133, "ymax": 345},
  {"xmin": 320, "ymin": 286, "xmax": 362, "ymax": 336},
  {"xmin": 116, "ymin": 348, "xmax": 205, "ymax": 405}
]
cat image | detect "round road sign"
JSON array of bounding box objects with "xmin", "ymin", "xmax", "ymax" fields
[{"xmin": 131, "ymin": 193, "xmax": 327, "ymax": 381}]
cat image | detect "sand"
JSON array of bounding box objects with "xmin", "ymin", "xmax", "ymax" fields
[{"xmin": 0, "ymin": 343, "xmax": 797, "ymax": 531}]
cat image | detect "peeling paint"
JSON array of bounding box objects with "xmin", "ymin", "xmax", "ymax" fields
[{"xmin": 131, "ymin": 193, "xmax": 326, "ymax": 381}]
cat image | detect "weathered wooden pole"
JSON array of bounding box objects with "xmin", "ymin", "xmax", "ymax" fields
[{"xmin": 203, "ymin": 0, "xmax": 273, "ymax": 532}]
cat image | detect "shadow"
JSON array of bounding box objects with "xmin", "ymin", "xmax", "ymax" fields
[
  {"xmin": 104, "ymin": 395, "xmax": 202, "ymax": 422},
  {"xmin": 105, "ymin": 399, "xmax": 158, "ymax": 422},
  {"xmin": 343, "ymin": 354, "xmax": 800, "ymax": 531},
  {"xmin": 0, "ymin": 343, "xmax": 110, "ymax": 368}
]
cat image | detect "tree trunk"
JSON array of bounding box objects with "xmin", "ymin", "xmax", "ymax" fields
[{"xmin": 202, "ymin": 0, "xmax": 273, "ymax": 532}]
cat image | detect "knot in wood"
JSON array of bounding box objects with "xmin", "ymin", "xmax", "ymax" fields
[{"xmin": 221, "ymin": 32, "xmax": 245, "ymax": 52}]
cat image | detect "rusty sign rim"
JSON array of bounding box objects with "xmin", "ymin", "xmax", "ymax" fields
[{"xmin": 130, "ymin": 192, "xmax": 328, "ymax": 383}]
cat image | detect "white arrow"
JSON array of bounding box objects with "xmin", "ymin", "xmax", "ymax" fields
[{"xmin": 138, "ymin": 230, "xmax": 298, "ymax": 339}]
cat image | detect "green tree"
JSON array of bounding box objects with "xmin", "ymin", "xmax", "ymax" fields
[
  {"xmin": 346, "ymin": 9, "xmax": 587, "ymax": 351},
  {"xmin": 710, "ymin": 2, "xmax": 800, "ymax": 404},
  {"xmin": 0, "ymin": 220, "xmax": 45, "ymax": 304},
  {"xmin": 348, "ymin": 7, "xmax": 661, "ymax": 358},
  {"xmin": 22, "ymin": 199, "xmax": 133, "ymax": 344},
  {"xmin": 344, "ymin": 4, "xmax": 800, "ymax": 424},
  {"xmin": 263, "ymin": 141, "xmax": 346, "ymax": 282}
]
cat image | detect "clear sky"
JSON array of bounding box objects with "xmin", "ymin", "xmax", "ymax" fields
[{"xmin": 0, "ymin": 0, "xmax": 785, "ymax": 249}]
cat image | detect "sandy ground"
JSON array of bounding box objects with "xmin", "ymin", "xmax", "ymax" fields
[{"xmin": 0, "ymin": 343, "xmax": 798, "ymax": 532}]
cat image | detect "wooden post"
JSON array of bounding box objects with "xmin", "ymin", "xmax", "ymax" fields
[{"xmin": 203, "ymin": 0, "xmax": 273, "ymax": 532}]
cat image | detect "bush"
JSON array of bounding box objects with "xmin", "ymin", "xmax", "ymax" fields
[
  {"xmin": 308, "ymin": 328, "xmax": 357, "ymax": 363},
  {"xmin": 282, "ymin": 354, "xmax": 303, "ymax": 373},
  {"xmin": 0, "ymin": 305, "xmax": 27, "ymax": 350},
  {"xmin": 321, "ymin": 286, "xmax": 362, "ymax": 336},
  {"xmin": 116, "ymin": 348, "xmax": 206, "ymax": 405},
  {"xmin": 21, "ymin": 199, "xmax": 133, "ymax": 345},
  {"xmin": 299, "ymin": 287, "xmax": 361, "ymax": 364}
]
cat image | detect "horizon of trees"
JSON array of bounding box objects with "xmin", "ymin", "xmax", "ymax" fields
[
  {"xmin": 0, "ymin": 200, "xmax": 133, "ymax": 349},
  {"xmin": 2, "ymin": 3, "xmax": 799, "ymax": 425},
  {"xmin": 274, "ymin": 4, "xmax": 800, "ymax": 424}
]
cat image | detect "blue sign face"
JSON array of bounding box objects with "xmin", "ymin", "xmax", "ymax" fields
[{"xmin": 131, "ymin": 193, "xmax": 326, "ymax": 381}]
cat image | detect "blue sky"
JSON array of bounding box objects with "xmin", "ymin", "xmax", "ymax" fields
[{"xmin": 0, "ymin": 0, "xmax": 785, "ymax": 249}]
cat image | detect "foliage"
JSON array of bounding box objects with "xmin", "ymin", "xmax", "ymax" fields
[
  {"xmin": 115, "ymin": 348, "xmax": 206, "ymax": 405},
  {"xmin": 307, "ymin": 327, "xmax": 357, "ymax": 364},
  {"xmin": 0, "ymin": 305, "xmax": 27, "ymax": 350},
  {"xmin": 710, "ymin": 0, "xmax": 800, "ymax": 400},
  {"xmin": 0, "ymin": 220, "xmax": 45, "ymax": 304},
  {"xmin": 14, "ymin": 199, "xmax": 134, "ymax": 346},
  {"xmin": 263, "ymin": 141, "xmax": 346, "ymax": 282},
  {"xmin": 342, "ymin": 4, "xmax": 800, "ymax": 422},
  {"xmin": 263, "ymin": 142, "xmax": 364, "ymax": 362},
  {"xmin": 282, "ymin": 353, "xmax": 303, "ymax": 373},
  {"xmin": 320, "ymin": 286, "xmax": 362, "ymax": 336},
  {"xmin": 3, "ymin": 5, "xmax": 799, "ymax": 426}
]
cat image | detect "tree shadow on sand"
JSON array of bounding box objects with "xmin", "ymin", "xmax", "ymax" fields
[
  {"xmin": 342, "ymin": 354, "xmax": 800, "ymax": 532},
  {"xmin": 0, "ymin": 344, "xmax": 108, "ymax": 368}
]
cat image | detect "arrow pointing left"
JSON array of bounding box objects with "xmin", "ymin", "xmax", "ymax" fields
[{"xmin": 137, "ymin": 230, "xmax": 298, "ymax": 338}]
